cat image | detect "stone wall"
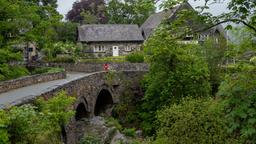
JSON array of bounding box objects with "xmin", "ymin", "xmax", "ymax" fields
[
  {"xmin": 83, "ymin": 41, "xmax": 142, "ymax": 57},
  {"xmin": 47, "ymin": 62, "xmax": 149, "ymax": 73},
  {"xmin": 0, "ymin": 71, "xmax": 66, "ymax": 94}
]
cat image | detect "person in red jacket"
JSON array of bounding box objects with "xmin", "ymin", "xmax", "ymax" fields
[{"xmin": 103, "ymin": 63, "xmax": 109, "ymax": 71}]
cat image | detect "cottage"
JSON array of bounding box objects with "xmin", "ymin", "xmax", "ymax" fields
[
  {"xmin": 140, "ymin": 2, "xmax": 227, "ymax": 44},
  {"xmin": 78, "ymin": 24, "xmax": 144, "ymax": 57}
]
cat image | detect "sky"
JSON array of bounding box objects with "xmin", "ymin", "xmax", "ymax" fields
[{"xmin": 57, "ymin": 0, "xmax": 230, "ymax": 18}]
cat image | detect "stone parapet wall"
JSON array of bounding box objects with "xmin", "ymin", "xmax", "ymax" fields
[
  {"xmin": 0, "ymin": 71, "xmax": 66, "ymax": 94},
  {"xmin": 47, "ymin": 62, "xmax": 149, "ymax": 73},
  {"xmin": 0, "ymin": 70, "xmax": 146, "ymax": 143}
]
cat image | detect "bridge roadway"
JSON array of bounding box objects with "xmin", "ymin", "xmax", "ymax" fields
[{"xmin": 0, "ymin": 72, "xmax": 95, "ymax": 109}]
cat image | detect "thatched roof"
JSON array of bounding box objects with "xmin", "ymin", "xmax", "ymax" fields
[
  {"xmin": 141, "ymin": 2, "xmax": 227, "ymax": 40},
  {"xmin": 78, "ymin": 24, "xmax": 144, "ymax": 42}
]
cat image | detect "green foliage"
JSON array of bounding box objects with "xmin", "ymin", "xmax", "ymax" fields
[
  {"xmin": 0, "ymin": 0, "xmax": 62, "ymax": 48},
  {"xmin": 224, "ymin": 0, "xmax": 256, "ymax": 33},
  {"xmin": 0, "ymin": 110, "xmax": 9, "ymax": 144},
  {"xmin": 0, "ymin": 91, "xmax": 75, "ymax": 143},
  {"xmin": 79, "ymin": 134, "xmax": 101, "ymax": 144},
  {"xmin": 218, "ymin": 63, "xmax": 256, "ymax": 143},
  {"xmin": 8, "ymin": 105, "xmax": 41, "ymax": 143},
  {"xmin": 125, "ymin": 52, "xmax": 144, "ymax": 63},
  {"xmin": 200, "ymin": 39, "xmax": 226, "ymax": 95},
  {"xmin": 79, "ymin": 56, "xmax": 126, "ymax": 63},
  {"xmin": 123, "ymin": 128, "xmax": 136, "ymax": 137},
  {"xmin": 0, "ymin": 0, "xmax": 39, "ymax": 45},
  {"xmin": 105, "ymin": 117, "xmax": 123, "ymax": 131},
  {"xmin": 0, "ymin": 0, "xmax": 62, "ymax": 81},
  {"xmin": 0, "ymin": 49, "xmax": 22, "ymax": 64},
  {"xmin": 112, "ymin": 85, "xmax": 140, "ymax": 125},
  {"xmin": 81, "ymin": 11, "xmax": 98, "ymax": 24},
  {"xmin": 111, "ymin": 73, "xmax": 144, "ymax": 131},
  {"xmin": 107, "ymin": 0, "xmax": 155, "ymax": 25},
  {"xmin": 55, "ymin": 22, "xmax": 78, "ymax": 43},
  {"xmin": 226, "ymin": 27, "xmax": 256, "ymax": 63},
  {"xmin": 0, "ymin": 64, "xmax": 29, "ymax": 81},
  {"xmin": 140, "ymin": 29, "xmax": 211, "ymax": 135},
  {"xmin": 36, "ymin": 91, "xmax": 76, "ymax": 126},
  {"xmin": 152, "ymin": 98, "xmax": 236, "ymax": 144},
  {"xmin": 47, "ymin": 56, "xmax": 76, "ymax": 63},
  {"xmin": 0, "ymin": 48, "xmax": 26, "ymax": 81},
  {"xmin": 42, "ymin": 41, "xmax": 80, "ymax": 60}
]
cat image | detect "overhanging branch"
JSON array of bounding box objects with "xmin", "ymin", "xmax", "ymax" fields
[
  {"xmin": 173, "ymin": 18, "xmax": 256, "ymax": 40},
  {"xmin": 195, "ymin": 19, "xmax": 256, "ymax": 34}
]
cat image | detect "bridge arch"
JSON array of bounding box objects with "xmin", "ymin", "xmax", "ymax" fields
[
  {"xmin": 94, "ymin": 89, "xmax": 113, "ymax": 116},
  {"xmin": 75, "ymin": 98, "xmax": 90, "ymax": 121}
]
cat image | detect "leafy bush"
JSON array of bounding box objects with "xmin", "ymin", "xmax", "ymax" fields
[
  {"xmin": 0, "ymin": 49, "xmax": 22, "ymax": 64},
  {"xmin": 36, "ymin": 91, "xmax": 76, "ymax": 126},
  {"xmin": 9, "ymin": 66, "xmax": 29, "ymax": 78},
  {"xmin": 140, "ymin": 31, "xmax": 210, "ymax": 135},
  {"xmin": 0, "ymin": 64, "xmax": 29, "ymax": 81},
  {"xmin": 126, "ymin": 52, "xmax": 144, "ymax": 63},
  {"xmin": 218, "ymin": 63, "xmax": 256, "ymax": 143},
  {"xmin": 42, "ymin": 42, "xmax": 81, "ymax": 60},
  {"xmin": 123, "ymin": 128, "xmax": 136, "ymax": 137},
  {"xmin": 8, "ymin": 105, "xmax": 40, "ymax": 143},
  {"xmin": 152, "ymin": 98, "xmax": 236, "ymax": 144},
  {"xmin": 0, "ymin": 74, "xmax": 5, "ymax": 81},
  {"xmin": 0, "ymin": 110, "xmax": 9, "ymax": 144},
  {"xmin": 0, "ymin": 91, "xmax": 75, "ymax": 144}
]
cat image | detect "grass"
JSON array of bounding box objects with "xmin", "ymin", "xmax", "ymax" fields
[{"xmin": 79, "ymin": 56, "xmax": 126, "ymax": 63}]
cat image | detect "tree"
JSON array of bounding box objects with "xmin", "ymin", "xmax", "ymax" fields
[
  {"xmin": 200, "ymin": 39, "xmax": 226, "ymax": 95},
  {"xmin": 140, "ymin": 28, "xmax": 211, "ymax": 135},
  {"xmin": 0, "ymin": 0, "xmax": 40, "ymax": 46},
  {"xmin": 54, "ymin": 22, "xmax": 78, "ymax": 43},
  {"xmin": 0, "ymin": 0, "xmax": 63, "ymax": 81},
  {"xmin": 66, "ymin": 0, "xmax": 108, "ymax": 24},
  {"xmin": 107, "ymin": 0, "xmax": 155, "ymax": 26}
]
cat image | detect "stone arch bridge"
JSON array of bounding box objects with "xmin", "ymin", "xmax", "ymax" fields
[
  {"xmin": 0, "ymin": 65, "xmax": 147, "ymax": 143},
  {"xmin": 38, "ymin": 71, "xmax": 146, "ymax": 143}
]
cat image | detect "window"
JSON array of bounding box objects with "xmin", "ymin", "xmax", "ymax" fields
[
  {"xmin": 125, "ymin": 46, "xmax": 132, "ymax": 51},
  {"xmin": 28, "ymin": 47, "xmax": 33, "ymax": 52},
  {"xmin": 94, "ymin": 45, "xmax": 105, "ymax": 52}
]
